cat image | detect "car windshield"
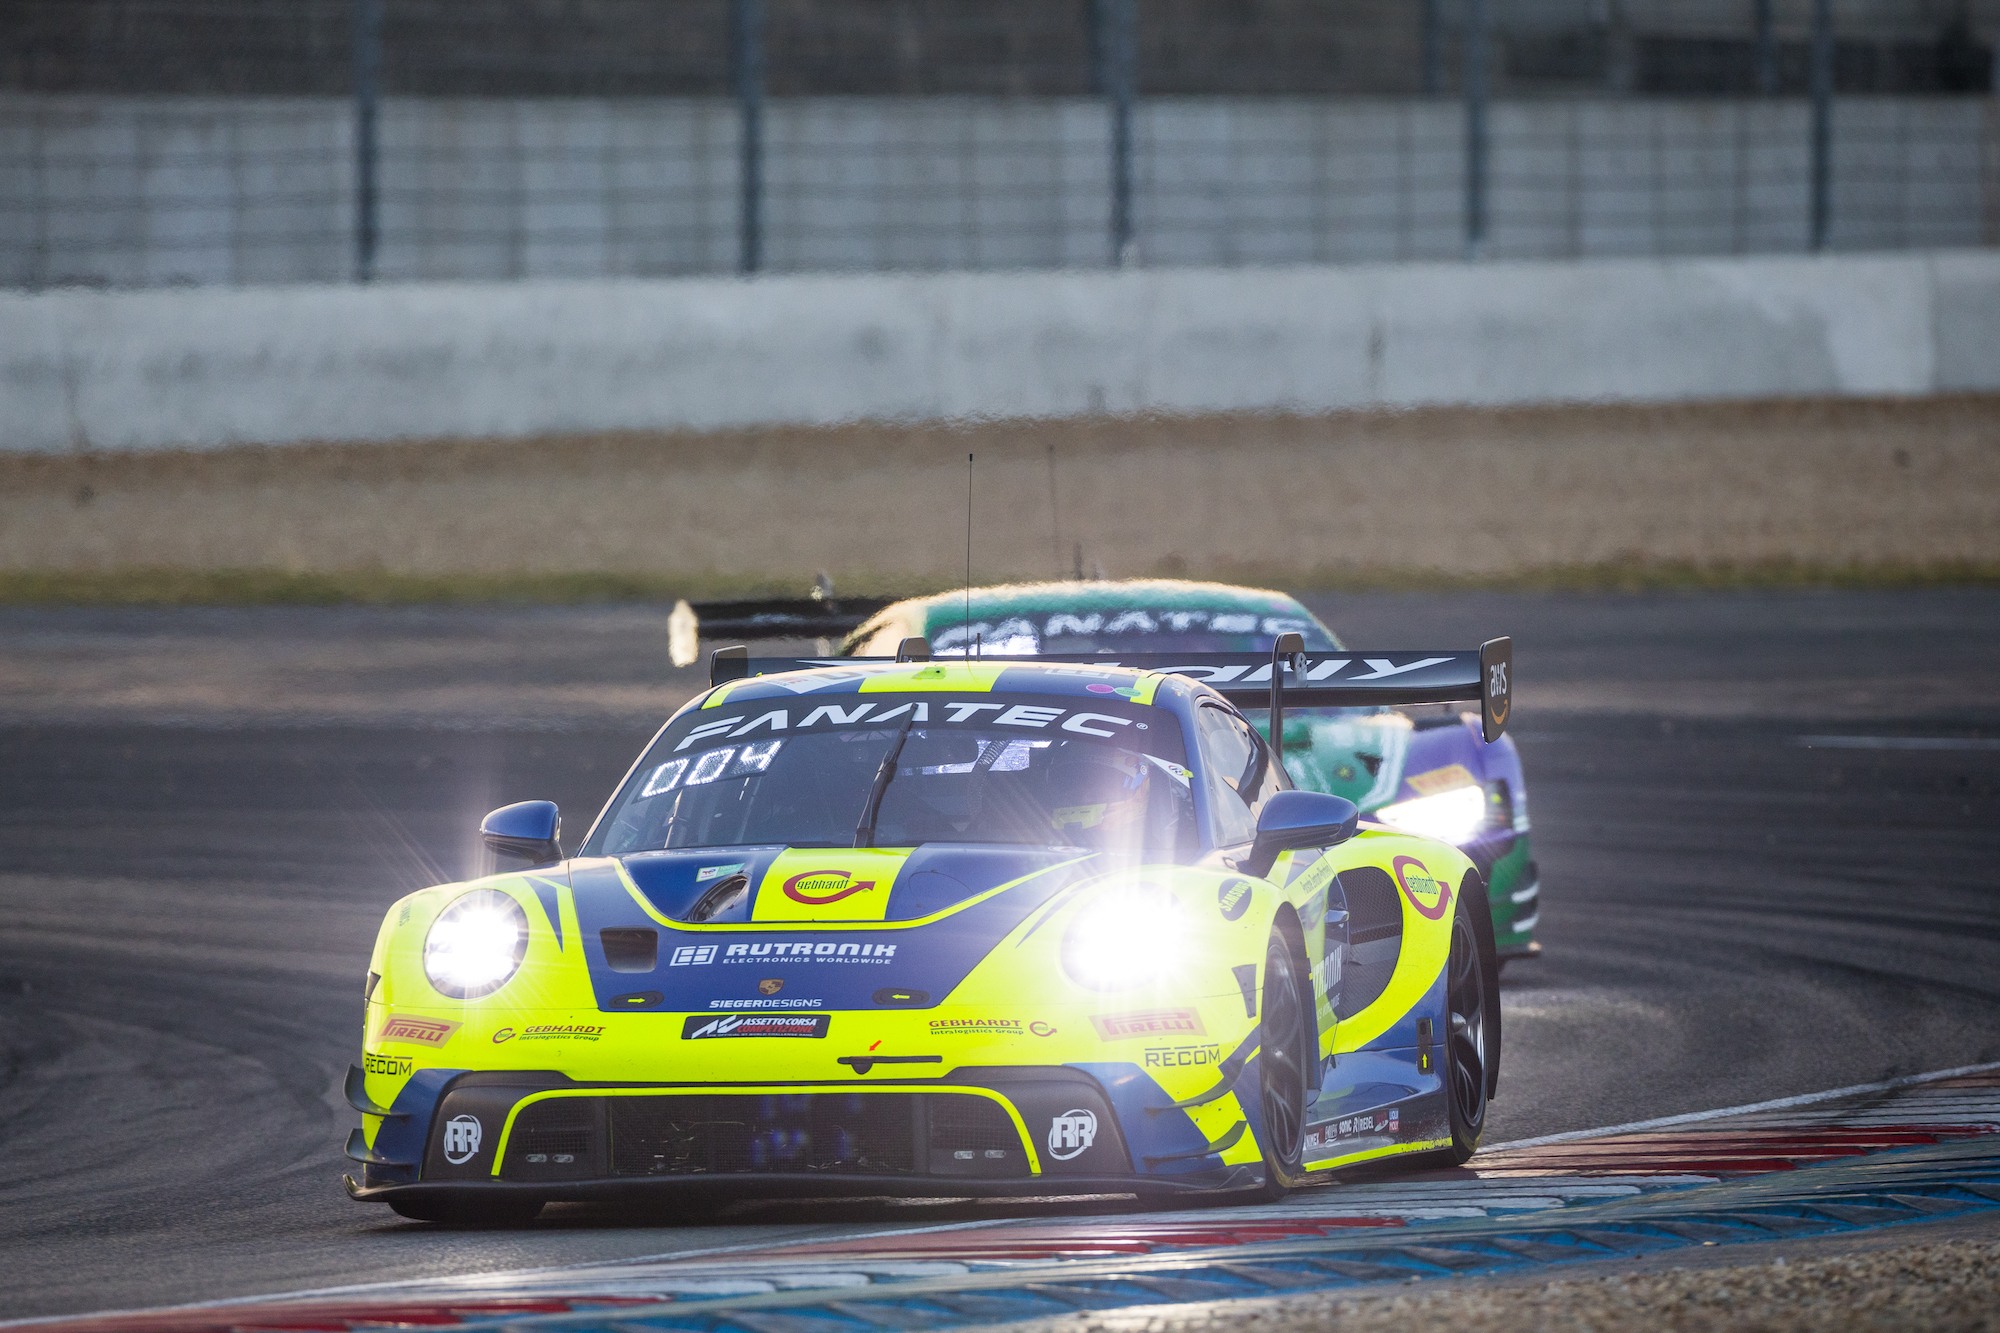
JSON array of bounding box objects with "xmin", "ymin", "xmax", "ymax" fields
[
  {"xmin": 587, "ymin": 695, "xmax": 1198, "ymax": 858},
  {"xmin": 928, "ymin": 606, "xmax": 1337, "ymax": 656}
]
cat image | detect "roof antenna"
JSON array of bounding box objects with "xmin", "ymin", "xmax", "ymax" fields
[
  {"xmin": 1046, "ymin": 443, "xmax": 1062, "ymax": 582},
  {"xmin": 963, "ymin": 451, "xmax": 974, "ymax": 656}
]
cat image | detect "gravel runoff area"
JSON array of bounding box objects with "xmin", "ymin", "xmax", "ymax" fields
[
  {"xmin": 970, "ymin": 1227, "xmax": 2000, "ymax": 1333},
  {"xmin": 1, "ymin": 395, "xmax": 1995, "ymax": 589}
]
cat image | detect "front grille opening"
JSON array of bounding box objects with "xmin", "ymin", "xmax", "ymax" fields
[
  {"xmin": 600, "ymin": 927, "xmax": 659, "ymax": 972},
  {"xmin": 505, "ymin": 1099, "xmax": 599, "ymax": 1178},
  {"xmin": 929, "ymin": 1095, "xmax": 1020, "ymax": 1153},
  {"xmin": 610, "ymin": 1093, "xmax": 916, "ymax": 1177}
]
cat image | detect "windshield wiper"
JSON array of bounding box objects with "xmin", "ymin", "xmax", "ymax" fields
[{"xmin": 853, "ymin": 717, "xmax": 916, "ymax": 848}]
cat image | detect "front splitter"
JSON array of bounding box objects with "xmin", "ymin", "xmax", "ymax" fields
[{"xmin": 343, "ymin": 1163, "xmax": 1261, "ymax": 1206}]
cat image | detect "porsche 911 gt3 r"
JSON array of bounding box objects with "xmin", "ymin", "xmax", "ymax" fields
[{"xmin": 344, "ymin": 641, "xmax": 1510, "ymax": 1224}]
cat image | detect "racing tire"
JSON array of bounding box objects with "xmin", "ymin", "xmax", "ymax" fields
[
  {"xmin": 1251, "ymin": 922, "xmax": 1312, "ymax": 1200},
  {"xmin": 1439, "ymin": 891, "xmax": 1491, "ymax": 1163},
  {"xmin": 387, "ymin": 1195, "xmax": 544, "ymax": 1227}
]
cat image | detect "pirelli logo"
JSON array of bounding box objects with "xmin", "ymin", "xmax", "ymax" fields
[
  {"xmin": 1091, "ymin": 1008, "xmax": 1206, "ymax": 1041},
  {"xmin": 379, "ymin": 1015, "xmax": 461, "ymax": 1047}
]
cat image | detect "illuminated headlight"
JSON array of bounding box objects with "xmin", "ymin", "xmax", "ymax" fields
[
  {"xmin": 1374, "ymin": 785, "xmax": 1488, "ymax": 845},
  {"xmin": 424, "ymin": 889, "xmax": 529, "ymax": 999},
  {"xmin": 1062, "ymin": 889, "xmax": 1186, "ymax": 991}
]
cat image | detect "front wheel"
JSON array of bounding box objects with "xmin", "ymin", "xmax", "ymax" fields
[
  {"xmin": 388, "ymin": 1195, "xmax": 544, "ymax": 1226},
  {"xmin": 1252, "ymin": 924, "xmax": 1312, "ymax": 1199},
  {"xmin": 1441, "ymin": 892, "xmax": 1491, "ymax": 1162}
]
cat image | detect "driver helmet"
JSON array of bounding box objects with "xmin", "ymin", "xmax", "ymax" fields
[{"xmin": 1047, "ymin": 746, "xmax": 1151, "ymax": 842}]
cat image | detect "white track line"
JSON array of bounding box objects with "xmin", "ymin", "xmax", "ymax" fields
[
  {"xmin": 0, "ymin": 1217, "xmax": 1029, "ymax": 1328},
  {"xmin": 1796, "ymin": 736, "xmax": 2000, "ymax": 750},
  {"xmin": 1486, "ymin": 1060, "xmax": 2000, "ymax": 1151}
]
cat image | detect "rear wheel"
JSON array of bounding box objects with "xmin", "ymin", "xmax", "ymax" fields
[
  {"xmin": 388, "ymin": 1195, "xmax": 544, "ymax": 1226},
  {"xmin": 1253, "ymin": 925, "xmax": 1311, "ymax": 1198},
  {"xmin": 1441, "ymin": 894, "xmax": 1490, "ymax": 1162}
]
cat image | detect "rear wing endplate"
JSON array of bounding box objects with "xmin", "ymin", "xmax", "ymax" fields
[{"xmin": 710, "ymin": 638, "xmax": 1515, "ymax": 742}]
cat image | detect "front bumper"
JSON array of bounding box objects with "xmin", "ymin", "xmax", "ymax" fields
[
  {"xmin": 1464, "ymin": 832, "xmax": 1540, "ymax": 956},
  {"xmin": 345, "ymin": 1066, "xmax": 1260, "ymax": 1202}
]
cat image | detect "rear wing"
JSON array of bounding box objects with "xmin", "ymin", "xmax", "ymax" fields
[
  {"xmin": 668, "ymin": 595, "xmax": 893, "ymax": 667},
  {"xmin": 710, "ymin": 638, "xmax": 1514, "ymax": 742}
]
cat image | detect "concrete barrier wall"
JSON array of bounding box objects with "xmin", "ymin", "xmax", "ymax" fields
[{"xmin": 4, "ymin": 249, "xmax": 1998, "ymax": 453}]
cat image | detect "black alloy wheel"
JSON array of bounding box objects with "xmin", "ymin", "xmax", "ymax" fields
[
  {"xmin": 1442, "ymin": 893, "xmax": 1490, "ymax": 1162},
  {"xmin": 1254, "ymin": 926, "xmax": 1311, "ymax": 1197}
]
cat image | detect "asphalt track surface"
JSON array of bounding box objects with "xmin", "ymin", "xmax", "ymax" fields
[{"xmin": 1, "ymin": 589, "xmax": 1997, "ymax": 1321}]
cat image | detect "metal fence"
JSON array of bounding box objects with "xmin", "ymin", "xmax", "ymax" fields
[{"xmin": 2, "ymin": 0, "xmax": 1996, "ymax": 289}]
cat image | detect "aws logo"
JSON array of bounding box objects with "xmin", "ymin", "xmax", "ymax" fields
[
  {"xmin": 1393, "ymin": 855, "xmax": 1453, "ymax": 920},
  {"xmin": 784, "ymin": 870, "xmax": 877, "ymax": 906}
]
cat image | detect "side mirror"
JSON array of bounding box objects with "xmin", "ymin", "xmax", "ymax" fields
[
  {"xmin": 481, "ymin": 800, "xmax": 562, "ymax": 866},
  {"xmin": 1241, "ymin": 791, "xmax": 1358, "ymax": 879}
]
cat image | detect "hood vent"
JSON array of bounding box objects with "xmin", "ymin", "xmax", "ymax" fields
[{"xmin": 600, "ymin": 927, "xmax": 659, "ymax": 972}]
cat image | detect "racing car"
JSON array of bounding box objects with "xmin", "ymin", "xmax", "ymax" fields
[
  {"xmin": 678, "ymin": 580, "xmax": 1540, "ymax": 965},
  {"xmin": 344, "ymin": 637, "xmax": 1511, "ymax": 1223}
]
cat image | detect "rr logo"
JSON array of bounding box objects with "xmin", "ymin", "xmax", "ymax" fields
[
  {"xmin": 669, "ymin": 945, "xmax": 718, "ymax": 966},
  {"xmin": 442, "ymin": 1114, "xmax": 483, "ymax": 1165},
  {"xmin": 1048, "ymin": 1109, "xmax": 1098, "ymax": 1160}
]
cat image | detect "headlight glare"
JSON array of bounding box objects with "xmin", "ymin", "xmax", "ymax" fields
[
  {"xmin": 1374, "ymin": 783, "xmax": 1488, "ymax": 844},
  {"xmin": 424, "ymin": 889, "xmax": 529, "ymax": 999},
  {"xmin": 1061, "ymin": 888, "xmax": 1186, "ymax": 991}
]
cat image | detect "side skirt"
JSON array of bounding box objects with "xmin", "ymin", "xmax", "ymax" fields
[{"xmin": 1299, "ymin": 1088, "xmax": 1452, "ymax": 1174}]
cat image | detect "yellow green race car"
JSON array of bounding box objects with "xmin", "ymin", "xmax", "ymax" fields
[{"xmin": 344, "ymin": 638, "xmax": 1512, "ymax": 1223}]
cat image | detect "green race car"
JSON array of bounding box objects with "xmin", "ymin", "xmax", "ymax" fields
[{"xmin": 838, "ymin": 581, "xmax": 1540, "ymax": 966}]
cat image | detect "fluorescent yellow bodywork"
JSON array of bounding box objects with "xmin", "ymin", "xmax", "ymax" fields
[{"xmin": 359, "ymin": 810, "xmax": 1474, "ymax": 1179}]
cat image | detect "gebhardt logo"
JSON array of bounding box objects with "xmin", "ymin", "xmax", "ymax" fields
[
  {"xmin": 1393, "ymin": 855, "xmax": 1453, "ymax": 920},
  {"xmin": 928, "ymin": 1017, "xmax": 1023, "ymax": 1036},
  {"xmin": 493, "ymin": 1024, "xmax": 604, "ymax": 1043},
  {"xmin": 784, "ymin": 870, "xmax": 877, "ymax": 906}
]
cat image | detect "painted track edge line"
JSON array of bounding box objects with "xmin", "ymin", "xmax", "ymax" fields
[
  {"xmin": 1486, "ymin": 1060, "xmax": 2000, "ymax": 1151},
  {"xmin": 0, "ymin": 1216, "xmax": 1032, "ymax": 1331},
  {"xmin": 9, "ymin": 1062, "xmax": 1995, "ymax": 1332}
]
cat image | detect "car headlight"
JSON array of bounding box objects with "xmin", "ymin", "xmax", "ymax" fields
[
  {"xmin": 1373, "ymin": 784, "xmax": 1489, "ymax": 845},
  {"xmin": 424, "ymin": 889, "xmax": 529, "ymax": 999},
  {"xmin": 1061, "ymin": 887, "xmax": 1187, "ymax": 991}
]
